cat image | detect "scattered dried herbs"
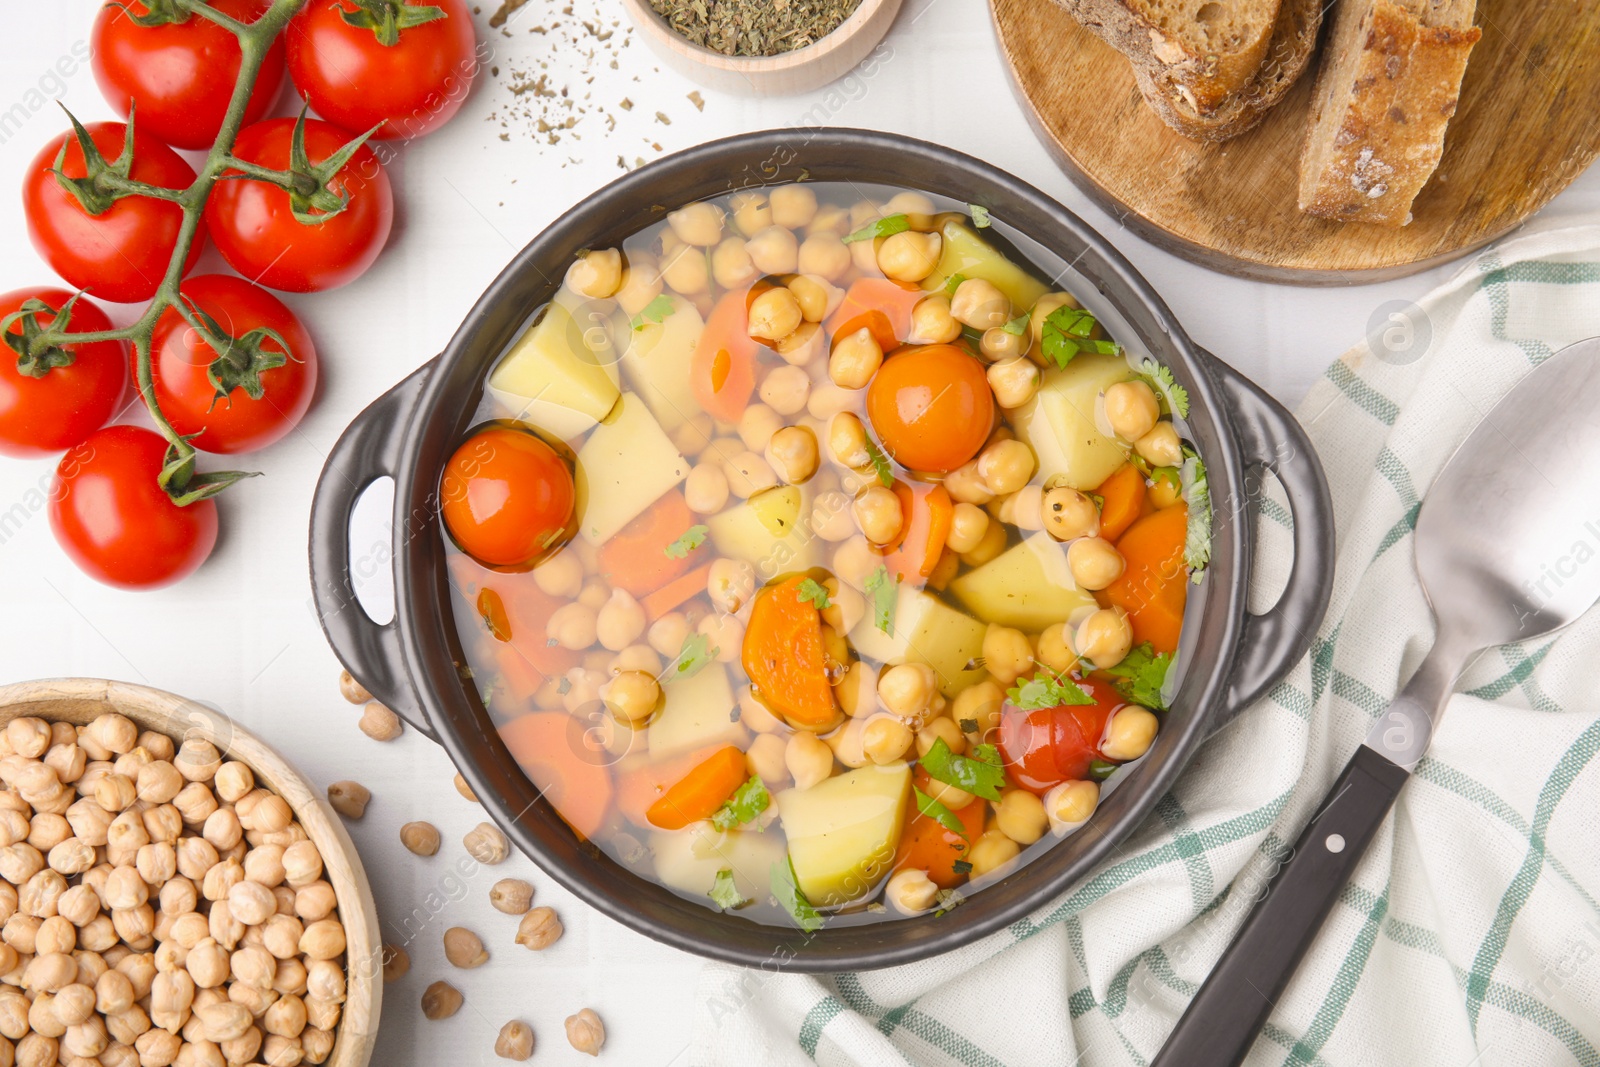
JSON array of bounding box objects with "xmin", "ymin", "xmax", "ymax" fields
[{"xmin": 648, "ymin": 0, "xmax": 864, "ymax": 57}]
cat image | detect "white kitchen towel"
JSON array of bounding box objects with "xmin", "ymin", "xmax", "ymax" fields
[{"xmin": 688, "ymin": 223, "xmax": 1600, "ymax": 1067}]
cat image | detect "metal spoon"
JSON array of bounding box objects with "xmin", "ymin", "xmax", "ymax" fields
[{"xmin": 1152, "ymin": 336, "xmax": 1600, "ymax": 1066}]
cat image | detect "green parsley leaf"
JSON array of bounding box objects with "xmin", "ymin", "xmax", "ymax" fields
[
  {"xmin": 1134, "ymin": 359, "xmax": 1190, "ymax": 419},
  {"xmin": 629, "ymin": 293, "xmax": 675, "ymax": 331},
  {"xmin": 1005, "ymin": 673, "xmax": 1094, "ymax": 710},
  {"xmin": 863, "ymin": 437, "xmax": 894, "ymax": 487},
  {"xmin": 951, "ymin": 859, "xmax": 973, "ymax": 875},
  {"xmin": 1087, "ymin": 759, "xmax": 1119, "ymax": 782},
  {"xmin": 842, "ymin": 213, "xmax": 910, "ymax": 244},
  {"xmin": 1002, "ymin": 311, "xmax": 1030, "ymax": 336},
  {"xmin": 670, "ymin": 632, "xmax": 717, "ymax": 682},
  {"xmin": 709, "ymin": 868, "xmax": 747, "ymax": 911},
  {"xmin": 914, "ymin": 787, "xmax": 967, "ymax": 839},
  {"xmin": 770, "ymin": 858, "xmax": 824, "ymax": 932},
  {"xmin": 1040, "ymin": 305, "xmax": 1121, "ymax": 368},
  {"xmin": 1098, "ymin": 643, "xmax": 1174, "ymax": 710},
  {"xmin": 795, "ymin": 577, "xmax": 832, "ymax": 610},
  {"xmin": 921, "ymin": 738, "xmax": 1005, "ymax": 802},
  {"xmin": 942, "ymin": 272, "xmax": 967, "ymax": 297},
  {"xmin": 1180, "ymin": 448, "xmax": 1211, "ymax": 581},
  {"xmin": 968, "ymin": 204, "xmax": 992, "ymax": 228},
  {"xmin": 711, "ymin": 775, "xmax": 770, "ymax": 832},
  {"xmin": 970, "ymin": 743, "xmax": 1002, "ymax": 767},
  {"xmin": 865, "ymin": 565, "xmax": 898, "ymax": 635},
  {"xmin": 663, "ymin": 524, "xmax": 708, "ymax": 560}
]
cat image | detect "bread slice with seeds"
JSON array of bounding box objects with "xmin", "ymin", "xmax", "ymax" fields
[
  {"xmin": 1297, "ymin": 0, "xmax": 1482, "ymax": 226},
  {"xmin": 1054, "ymin": 0, "xmax": 1286, "ymax": 119}
]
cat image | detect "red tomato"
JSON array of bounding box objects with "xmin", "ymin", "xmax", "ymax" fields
[
  {"xmin": 286, "ymin": 0, "xmax": 479, "ymax": 141},
  {"xmin": 441, "ymin": 425, "xmax": 576, "ymax": 569},
  {"xmin": 0, "ymin": 288, "xmax": 126, "ymax": 458},
  {"xmin": 997, "ymin": 677, "xmax": 1122, "ymax": 794},
  {"xmin": 49, "ymin": 425, "xmax": 218, "ymax": 590},
  {"xmin": 91, "ymin": 0, "xmax": 286, "ymax": 150},
  {"xmin": 205, "ymin": 118, "xmax": 394, "ymax": 292},
  {"xmin": 23, "ymin": 122, "xmax": 202, "ymax": 304},
  {"xmin": 146, "ymin": 275, "xmax": 318, "ymax": 455},
  {"xmin": 865, "ymin": 343, "xmax": 995, "ymax": 474}
]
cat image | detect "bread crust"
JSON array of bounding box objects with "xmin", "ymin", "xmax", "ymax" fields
[
  {"xmin": 1131, "ymin": 0, "xmax": 1323, "ymax": 142},
  {"xmin": 1054, "ymin": 0, "xmax": 1282, "ymax": 114},
  {"xmin": 1297, "ymin": 0, "xmax": 1481, "ymax": 225}
]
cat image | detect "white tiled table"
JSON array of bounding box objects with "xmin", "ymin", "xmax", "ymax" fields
[{"xmin": 0, "ymin": 1, "xmax": 1594, "ymax": 1063}]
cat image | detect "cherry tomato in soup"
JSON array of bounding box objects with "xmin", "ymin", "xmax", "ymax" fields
[
  {"xmin": 205, "ymin": 118, "xmax": 394, "ymax": 293},
  {"xmin": 997, "ymin": 677, "xmax": 1122, "ymax": 794},
  {"xmin": 146, "ymin": 275, "xmax": 318, "ymax": 455},
  {"xmin": 91, "ymin": 0, "xmax": 286, "ymax": 150},
  {"xmin": 49, "ymin": 425, "xmax": 218, "ymax": 589},
  {"xmin": 441, "ymin": 425, "xmax": 576, "ymax": 569},
  {"xmin": 865, "ymin": 343, "xmax": 994, "ymax": 474},
  {"xmin": 285, "ymin": 0, "xmax": 478, "ymax": 141},
  {"xmin": 23, "ymin": 122, "xmax": 202, "ymax": 304},
  {"xmin": 0, "ymin": 288, "xmax": 126, "ymax": 458}
]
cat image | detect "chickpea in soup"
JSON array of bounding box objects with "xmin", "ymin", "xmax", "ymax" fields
[{"xmin": 438, "ymin": 183, "xmax": 1211, "ymax": 928}]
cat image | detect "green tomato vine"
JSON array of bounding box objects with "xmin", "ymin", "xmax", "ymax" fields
[{"xmin": 0, "ymin": 0, "xmax": 429, "ymax": 506}]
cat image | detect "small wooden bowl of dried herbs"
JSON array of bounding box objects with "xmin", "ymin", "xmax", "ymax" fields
[{"xmin": 623, "ymin": 0, "xmax": 902, "ymax": 96}]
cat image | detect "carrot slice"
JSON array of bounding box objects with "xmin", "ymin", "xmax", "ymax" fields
[
  {"xmin": 885, "ymin": 483, "xmax": 953, "ymax": 580},
  {"xmin": 827, "ymin": 277, "xmax": 923, "ymax": 354},
  {"xmin": 597, "ymin": 490, "xmax": 696, "ymax": 597},
  {"xmin": 448, "ymin": 555, "xmax": 580, "ymax": 686},
  {"xmin": 1094, "ymin": 463, "xmax": 1146, "ymax": 542},
  {"xmin": 691, "ymin": 289, "xmax": 758, "ymax": 424},
  {"xmin": 641, "ymin": 562, "xmax": 712, "ymax": 621},
  {"xmin": 741, "ymin": 575, "xmax": 842, "ymax": 731},
  {"xmin": 1102, "ymin": 503, "xmax": 1188, "ymax": 654},
  {"xmin": 617, "ymin": 745, "xmax": 721, "ymax": 827},
  {"xmin": 645, "ymin": 745, "xmax": 748, "ymax": 830},
  {"xmin": 499, "ymin": 712, "xmax": 614, "ymax": 840},
  {"xmin": 893, "ymin": 767, "xmax": 988, "ymax": 888}
]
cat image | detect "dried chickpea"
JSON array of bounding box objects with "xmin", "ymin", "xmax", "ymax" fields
[
  {"xmin": 711, "ymin": 236, "xmax": 757, "ymax": 290},
  {"xmin": 1045, "ymin": 780, "xmax": 1099, "ymax": 833},
  {"xmin": 834, "ymin": 660, "xmax": 877, "ymax": 720},
  {"xmin": 767, "ymin": 426, "xmax": 819, "ymax": 485},
  {"xmin": 745, "ymin": 225, "xmax": 798, "ymax": 275},
  {"xmin": 886, "ymin": 868, "xmax": 938, "ymax": 917},
  {"xmin": 968, "ymin": 829, "xmax": 1021, "ymax": 877},
  {"xmin": 798, "ymin": 231, "xmax": 850, "ymax": 281},
  {"xmin": 877, "ymin": 664, "xmax": 936, "ymax": 720},
  {"xmin": 453, "ymin": 773, "xmax": 478, "ymax": 805},
  {"xmin": 337, "ymin": 671, "xmax": 370, "ymax": 705},
  {"xmin": 1028, "ymin": 292, "xmax": 1078, "ymax": 347},
  {"xmin": 443, "ymin": 927, "xmax": 488, "ymax": 969},
  {"xmin": 944, "ymin": 503, "xmax": 990, "ymax": 555},
  {"xmin": 595, "ymin": 589, "xmax": 646, "ymax": 652},
  {"xmin": 831, "ymin": 537, "xmax": 881, "ymax": 592},
  {"xmin": 1104, "ymin": 380, "xmax": 1160, "ymax": 441},
  {"xmin": 1042, "ymin": 487, "xmax": 1100, "ymax": 541},
  {"xmin": 980, "ymin": 326, "xmax": 1025, "ymax": 363},
  {"xmin": 770, "ymin": 184, "xmax": 818, "ymax": 228},
  {"xmin": 357, "ymin": 702, "xmax": 403, "ymax": 743},
  {"xmin": 952, "ymin": 680, "xmax": 1004, "ymax": 745},
  {"xmin": 987, "ymin": 356, "xmax": 1040, "ymax": 408},
  {"xmin": 567, "ymin": 248, "xmax": 622, "ymax": 299},
  {"xmin": 213, "ymin": 763, "xmax": 253, "ymax": 804},
  {"xmin": 743, "ymin": 733, "xmax": 787, "ymax": 787},
  {"xmin": 1036, "ymin": 624, "xmax": 1078, "ymax": 676},
  {"xmin": 736, "ymin": 404, "xmax": 782, "ymax": 452},
  {"xmin": 545, "ymin": 603, "xmax": 597, "ymax": 651},
  {"xmin": 861, "ymin": 716, "xmax": 914, "ymax": 765},
  {"xmin": 995, "ymin": 790, "xmax": 1049, "ymax": 846},
  {"xmin": 776, "ymin": 320, "xmax": 824, "ymax": 365},
  {"xmin": 1067, "ymin": 537, "xmax": 1125, "ymax": 590},
  {"xmin": 1150, "ymin": 469, "xmax": 1183, "ymax": 508},
  {"xmin": 614, "ymin": 254, "xmax": 662, "ymax": 316},
  {"xmin": 785, "ymin": 274, "xmax": 837, "ymax": 323},
  {"xmin": 760, "ymin": 364, "xmax": 811, "ymax": 415},
  {"xmin": 876, "ymin": 231, "xmax": 941, "ymax": 283},
  {"xmin": 514, "ymin": 907, "xmax": 563, "ymax": 951},
  {"xmin": 1074, "ymin": 607, "xmax": 1134, "ymax": 669},
  {"xmin": 464, "ymin": 823, "xmax": 509, "ymax": 865},
  {"xmin": 907, "ymin": 294, "xmax": 962, "ymax": 345},
  {"xmin": 489, "ymin": 880, "xmax": 534, "ymax": 916},
  {"xmin": 950, "ymin": 278, "xmax": 1009, "ymax": 330},
  {"xmin": 783, "ymin": 733, "xmax": 834, "ymax": 791},
  {"xmin": 684, "ymin": 462, "xmax": 731, "ymax": 514},
  {"xmin": 811, "ymin": 490, "xmax": 856, "ymax": 543},
  {"xmin": 944, "ymin": 459, "xmax": 994, "ymax": 505},
  {"xmin": 602, "ymin": 672, "xmax": 660, "ymax": 726},
  {"xmin": 852, "ymin": 485, "xmax": 903, "ymax": 546},
  {"xmin": 667, "ymin": 201, "xmax": 724, "ymax": 246},
  {"xmin": 565, "ymin": 1008, "xmax": 605, "ymax": 1056},
  {"xmin": 325, "ymin": 782, "xmax": 369, "ymax": 821},
  {"xmin": 724, "ymin": 451, "xmax": 778, "ymax": 498},
  {"xmin": 707, "ymin": 558, "xmax": 754, "ymax": 615},
  {"xmin": 916, "ymin": 716, "xmax": 965, "ymax": 758},
  {"xmin": 729, "ymin": 190, "xmax": 770, "ymax": 236},
  {"xmin": 282, "ymin": 841, "xmax": 321, "ymax": 888},
  {"xmin": 399, "ymin": 822, "xmax": 440, "ymax": 857},
  {"xmin": 381, "ymin": 944, "xmax": 409, "ymax": 983},
  {"xmin": 421, "ymin": 981, "xmax": 463, "ymax": 1021},
  {"xmin": 826, "ymin": 412, "xmax": 871, "ymax": 470},
  {"xmin": 1101, "ymin": 706, "xmax": 1159, "ymax": 762},
  {"xmin": 828, "ymin": 327, "xmax": 883, "ymax": 390},
  {"xmin": 1135, "ymin": 422, "xmax": 1183, "ymax": 468},
  {"xmin": 977, "ymin": 439, "xmax": 1035, "ymax": 495},
  {"xmin": 531, "ymin": 551, "xmax": 583, "ymax": 599}
]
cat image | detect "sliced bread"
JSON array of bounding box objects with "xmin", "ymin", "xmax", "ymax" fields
[
  {"xmin": 1297, "ymin": 0, "xmax": 1482, "ymax": 226},
  {"xmin": 1054, "ymin": 0, "xmax": 1285, "ymax": 116},
  {"xmin": 1131, "ymin": 0, "xmax": 1324, "ymax": 142}
]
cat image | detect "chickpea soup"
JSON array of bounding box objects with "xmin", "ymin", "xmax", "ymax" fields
[{"xmin": 437, "ymin": 183, "xmax": 1211, "ymax": 928}]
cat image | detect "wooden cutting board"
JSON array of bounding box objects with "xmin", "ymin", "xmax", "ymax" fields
[{"xmin": 991, "ymin": 0, "xmax": 1600, "ymax": 284}]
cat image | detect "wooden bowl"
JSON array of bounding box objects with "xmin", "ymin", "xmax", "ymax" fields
[
  {"xmin": 619, "ymin": 0, "xmax": 902, "ymax": 96},
  {"xmin": 0, "ymin": 678, "xmax": 381, "ymax": 1067}
]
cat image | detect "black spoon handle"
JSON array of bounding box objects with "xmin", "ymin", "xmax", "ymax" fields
[{"xmin": 1149, "ymin": 745, "xmax": 1411, "ymax": 1067}]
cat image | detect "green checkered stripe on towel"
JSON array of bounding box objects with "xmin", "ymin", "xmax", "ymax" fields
[{"xmin": 690, "ymin": 226, "xmax": 1600, "ymax": 1067}]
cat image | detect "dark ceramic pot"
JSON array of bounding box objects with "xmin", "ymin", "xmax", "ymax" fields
[{"xmin": 310, "ymin": 128, "xmax": 1334, "ymax": 972}]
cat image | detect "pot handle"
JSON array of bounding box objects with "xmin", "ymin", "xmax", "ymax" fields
[
  {"xmin": 309, "ymin": 361, "xmax": 438, "ymax": 740},
  {"xmin": 1200, "ymin": 352, "xmax": 1335, "ymax": 731}
]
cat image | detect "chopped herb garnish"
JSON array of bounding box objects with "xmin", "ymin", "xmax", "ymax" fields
[
  {"xmin": 770, "ymin": 858, "xmax": 824, "ymax": 932},
  {"xmin": 842, "ymin": 213, "xmax": 910, "ymax": 244},
  {"xmin": 711, "ymin": 775, "xmax": 770, "ymax": 831},
  {"xmin": 921, "ymin": 738, "xmax": 1005, "ymax": 802},
  {"xmin": 709, "ymin": 869, "xmax": 747, "ymax": 911},
  {"xmin": 968, "ymin": 204, "xmax": 992, "ymax": 228},
  {"xmin": 951, "ymin": 859, "xmax": 973, "ymax": 875},
  {"xmin": 970, "ymin": 743, "xmax": 1002, "ymax": 768},
  {"xmin": 914, "ymin": 787, "xmax": 967, "ymax": 839},
  {"xmin": 942, "ymin": 272, "xmax": 967, "ymax": 297},
  {"xmin": 1039, "ymin": 305, "xmax": 1120, "ymax": 368},
  {"xmin": 1099, "ymin": 643, "xmax": 1174, "ymax": 710},
  {"xmin": 1005, "ymin": 673, "xmax": 1094, "ymax": 710},
  {"xmin": 863, "ymin": 437, "xmax": 894, "ymax": 487},
  {"xmin": 865, "ymin": 566, "xmax": 898, "ymax": 635},
  {"xmin": 1002, "ymin": 311, "xmax": 1030, "ymax": 336},
  {"xmin": 629, "ymin": 293, "xmax": 675, "ymax": 331},
  {"xmin": 670, "ymin": 632, "xmax": 717, "ymax": 682},
  {"xmin": 795, "ymin": 577, "xmax": 831, "ymax": 610},
  {"xmin": 557, "ymin": 676, "xmax": 571, "ymax": 694},
  {"xmin": 932, "ymin": 887, "xmax": 967, "ymax": 916},
  {"xmin": 663, "ymin": 524, "xmax": 708, "ymax": 560},
  {"xmin": 1087, "ymin": 759, "xmax": 1119, "ymax": 782},
  {"xmin": 1135, "ymin": 359, "xmax": 1190, "ymax": 419},
  {"xmin": 958, "ymin": 717, "xmax": 979, "ymax": 735},
  {"xmin": 1180, "ymin": 448, "xmax": 1211, "ymax": 581}
]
